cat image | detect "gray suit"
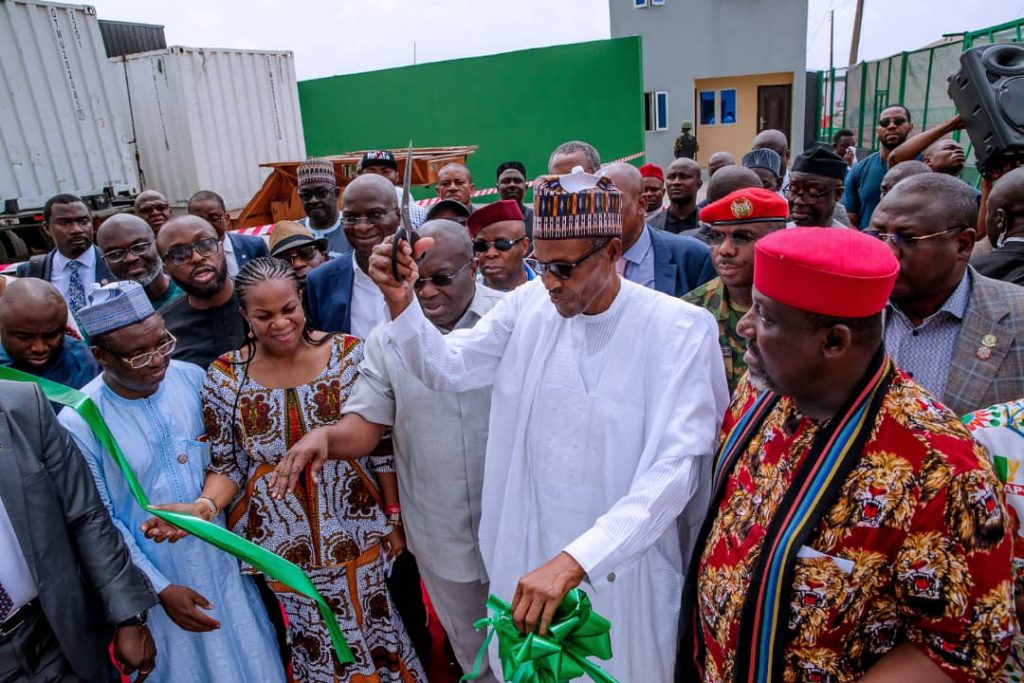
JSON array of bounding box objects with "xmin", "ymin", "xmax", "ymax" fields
[
  {"xmin": 943, "ymin": 270, "xmax": 1024, "ymax": 416},
  {"xmin": 0, "ymin": 381, "xmax": 156, "ymax": 679}
]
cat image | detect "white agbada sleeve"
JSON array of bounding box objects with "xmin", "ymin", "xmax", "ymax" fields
[
  {"xmin": 563, "ymin": 308, "xmax": 729, "ymax": 584},
  {"xmin": 385, "ymin": 284, "xmax": 523, "ymax": 392}
]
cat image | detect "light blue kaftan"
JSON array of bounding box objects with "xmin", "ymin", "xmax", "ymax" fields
[{"xmin": 58, "ymin": 360, "xmax": 285, "ymax": 683}]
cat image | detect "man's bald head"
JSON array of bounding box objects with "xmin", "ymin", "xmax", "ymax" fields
[
  {"xmin": 342, "ymin": 173, "xmax": 399, "ymax": 208},
  {"xmin": 880, "ymin": 161, "xmax": 931, "ymax": 198},
  {"xmin": 96, "ymin": 214, "xmax": 163, "ymax": 286},
  {"xmin": 987, "ymin": 167, "xmax": 1024, "ymax": 243},
  {"xmin": 155, "ymin": 215, "xmax": 219, "ymax": 254},
  {"xmin": 97, "ymin": 213, "xmax": 153, "ymax": 246},
  {"xmin": 708, "ymin": 151, "xmax": 736, "ymax": 177},
  {"xmin": 0, "ymin": 278, "xmax": 68, "ymax": 370},
  {"xmin": 753, "ymin": 129, "xmax": 790, "ymax": 168},
  {"xmin": 0, "ymin": 278, "xmax": 66, "ymax": 320},
  {"xmin": 418, "ymin": 219, "xmax": 474, "ymax": 261},
  {"xmin": 599, "ymin": 163, "xmax": 645, "ymax": 248},
  {"xmin": 414, "ymin": 220, "xmax": 477, "ymax": 330},
  {"xmin": 706, "ymin": 165, "xmax": 762, "ymax": 203},
  {"xmin": 134, "ymin": 189, "xmax": 172, "ymax": 232}
]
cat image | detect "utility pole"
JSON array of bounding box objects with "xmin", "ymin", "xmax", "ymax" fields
[
  {"xmin": 849, "ymin": 0, "xmax": 865, "ymax": 65},
  {"xmin": 829, "ymin": 9, "xmax": 835, "ymax": 134}
]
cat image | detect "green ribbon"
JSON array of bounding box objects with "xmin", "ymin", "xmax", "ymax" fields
[
  {"xmin": 461, "ymin": 589, "xmax": 618, "ymax": 683},
  {"xmin": 0, "ymin": 366, "xmax": 354, "ymax": 665}
]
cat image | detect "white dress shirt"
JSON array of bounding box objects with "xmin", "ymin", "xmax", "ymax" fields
[
  {"xmin": 221, "ymin": 235, "xmax": 240, "ymax": 277},
  {"xmin": 0, "ymin": 496, "xmax": 37, "ymax": 613},
  {"xmin": 51, "ymin": 247, "xmax": 97, "ymax": 304},
  {"xmin": 349, "ymin": 253, "xmax": 387, "ymax": 339}
]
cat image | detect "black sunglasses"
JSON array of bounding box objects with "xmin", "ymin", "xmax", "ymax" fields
[
  {"xmin": 472, "ymin": 237, "xmax": 527, "ymax": 254},
  {"xmin": 413, "ymin": 259, "xmax": 473, "ymax": 290},
  {"xmin": 878, "ymin": 117, "xmax": 907, "ymax": 127},
  {"xmin": 298, "ymin": 187, "xmax": 335, "ymax": 202},
  {"xmin": 162, "ymin": 237, "xmax": 220, "ymax": 266},
  {"xmin": 525, "ymin": 239, "xmax": 610, "ymax": 280}
]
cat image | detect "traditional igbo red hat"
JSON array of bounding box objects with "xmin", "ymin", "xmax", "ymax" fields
[
  {"xmin": 466, "ymin": 199, "xmax": 525, "ymax": 238},
  {"xmin": 700, "ymin": 187, "xmax": 789, "ymax": 225},
  {"xmin": 639, "ymin": 163, "xmax": 664, "ymax": 182},
  {"xmin": 754, "ymin": 227, "xmax": 899, "ymax": 317}
]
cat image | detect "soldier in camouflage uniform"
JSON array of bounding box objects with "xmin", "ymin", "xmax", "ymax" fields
[{"xmin": 682, "ymin": 187, "xmax": 789, "ymax": 392}]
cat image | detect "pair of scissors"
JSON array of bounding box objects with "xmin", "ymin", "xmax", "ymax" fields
[{"xmin": 391, "ymin": 142, "xmax": 420, "ymax": 282}]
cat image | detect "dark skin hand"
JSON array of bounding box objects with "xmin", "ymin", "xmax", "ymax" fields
[
  {"xmin": 510, "ymin": 552, "xmax": 586, "ymax": 635},
  {"xmin": 159, "ymin": 585, "xmax": 220, "ymax": 632},
  {"xmin": 113, "ymin": 624, "xmax": 157, "ymax": 681}
]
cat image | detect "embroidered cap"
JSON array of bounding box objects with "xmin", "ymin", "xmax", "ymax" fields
[
  {"xmin": 533, "ymin": 167, "xmax": 622, "ymax": 240},
  {"xmin": 742, "ymin": 148, "xmax": 782, "ymax": 177},
  {"xmin": 700, "ymin": 187, "xmax": 789, "ymax": 225},
  {"xmin": 754, "ymin": 227, "xmax": 899, "ymax": 317},
  {"xmin": 78, "ymin": 281, "xmax": 155, "ymax": 337},
  {"xmin": 466, "ymin": 200, "xmax": 525, "ymax": 238},
  {"xmin": 638, "ymin": 163, "xmax": 664, "ymax": 182},
  {"xmin": 297, "ymin": 159, "xmax": 337, "ymax": 188}
]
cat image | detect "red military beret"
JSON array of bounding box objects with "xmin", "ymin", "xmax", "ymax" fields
[
  {"xmin": 699, "ymin": 187, "xmax": 789, "ymax": 225},
  {"xmin": 638, "ymin": 163, "xmax": 664, "ymax": 182},
  {"xmin": 754, "ymin": 227, "xmax": 899, "ymax": 317},
  {"xmin": 466, "ymin": 199, "xmax": 524, "ymax": 238}
]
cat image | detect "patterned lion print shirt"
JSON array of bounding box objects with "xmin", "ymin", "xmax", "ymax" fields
[{"xmin": 696, "ymin": 370, "xmax": 1014, "ymax": 683}]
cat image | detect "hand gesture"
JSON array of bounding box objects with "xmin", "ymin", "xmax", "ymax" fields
[
  {"xmin": 271, "ymin": 426, "xmax": 329, "ymax": 500},
  {"xmin": 159, "ymin": 584, "xmax": 221, "ymax": 632},
  {"xmin": 368, "ymin": 235, "xmax": 434, "ymax": 315},
  {"xmin": 510, "ymin": 552, "xmax": 586, "ymax": 636},
  {"xmin": 381, "ymin": 524, "xmax": 406, "ymax": 561},
  {"xmin": 113, "ymin": 624, "xmax": 156, "ymax": 681},
  {"xmin": 140, "ymin": 502, "xmax": 210, "ymax": 543}
]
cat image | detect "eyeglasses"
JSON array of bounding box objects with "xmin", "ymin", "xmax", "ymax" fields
[
  {"xmin": 298, "ymin": 187, "xmax": 335, "ymax": 202},
  {"xmin": 472, "ymin": 237, "xmax": 527, "ymax": 253},
  {"xmin": 413, "ymin": 259, "xmax": 474, "ymax": 290},
  {"xmin": 103, "ymin": 240, "xmax": 154, "ymax": 263},
  {"xmin": 280, "ymin": 244, "xmax": 320, "ymax": 263},
  {"xmin": 865, "ymin": 227, "xmax": 964, "ymax": 248},
  {"xmin": 162, "ymin": 237, "xmax": 220, "ymax": 265},
  {"xmin": 704, "ymin": 228, "xmax": 763, "ymax": 247},
  {"xmin": 525, "ymin": 239, "xmax": 610, "ymax": 280},
  {"xmin": 341, "ymin": 211, "xmax": 391, "ymax": 228},
  {"xmin": 118, "ymin": 334, "xmax": 177, "ymax": 369},
  {"xmin": 786, "ymin": 185, "xmax": 833, "ymax": 201},
  {"xmin": 878, "ymin": 117, "xmax": 907, "ymax": 128}
]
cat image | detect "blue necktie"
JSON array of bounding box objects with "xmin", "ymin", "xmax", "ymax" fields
[
  {"xmin": 67, "ymin": 260, "xmax": 87, "ymax": 314},
  {"xmin": 0, "ymin": 578, "xmax": 12, "ymax": 621}
]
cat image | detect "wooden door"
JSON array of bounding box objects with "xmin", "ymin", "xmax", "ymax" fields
[{"xmin": 757, "ymin": 84, "xmax": 792, "ymax": 141}]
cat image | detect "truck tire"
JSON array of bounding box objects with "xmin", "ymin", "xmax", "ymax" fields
[{"xmin": 0, "ymin": 230, "xmax": 28, "ymax": 261}]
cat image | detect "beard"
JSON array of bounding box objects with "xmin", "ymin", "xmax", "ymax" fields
[
  {"xmin": 133, "ymin": 261, "xmax": 163, "ymax": 288},
  {"xmin": 177, "ymin": 262, "xmax": 228, "ymax": 299}
]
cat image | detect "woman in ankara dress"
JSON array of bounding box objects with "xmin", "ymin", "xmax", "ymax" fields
[{"xmin": 182, "ymin": 258, "xmax": 425, "ymax": 683}]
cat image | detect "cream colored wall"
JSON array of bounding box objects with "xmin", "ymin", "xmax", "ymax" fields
[{"xmin": 693, "ymin": 72, "xmax": 794, "ymax": 171}]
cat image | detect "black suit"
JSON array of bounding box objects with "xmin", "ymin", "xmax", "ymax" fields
[
  {"xmin": 0, "ymin": 381, "xmax": 156, "ymax": 678},
  {"xmin": 972, "ymin": 241, "xmax": 1024, "ymax": 287}
]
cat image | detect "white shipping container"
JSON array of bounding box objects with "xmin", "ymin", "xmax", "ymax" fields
[
  {"xmin": 120, "ymin": 46, "xmax": 306, "ymax": 211},
  {"xmin": 0, "ymin": 0, "xmax": 138, "ymax": 210}
]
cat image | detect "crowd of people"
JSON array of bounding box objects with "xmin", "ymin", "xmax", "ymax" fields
[{"xmin": 1, "ymin": 103, "xmax": 1024, "ymax": 683}]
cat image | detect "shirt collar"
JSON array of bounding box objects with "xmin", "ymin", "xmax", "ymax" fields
[
  {"xmin": 54, "ymin": 245, "xmax": 96, "ymax": 272},
  {"xmin": 305, "ymin": 214, "xmax": 342, "ymax": 236},
  {"xmin": 623, "ymin": 225, "xmax": 653, "ymax": 265},
  {"xmin": 221, "ymin": 234, "xmax": 235, "ymax": 255},
  {"xmin": 888, "ymin": 270, "xmax": 972, "ymax": 324}
]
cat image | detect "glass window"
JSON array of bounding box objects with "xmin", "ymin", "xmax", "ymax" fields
[
  {"xmin": 656, "ymin": 91, "xmax": 668, "ymax": 130},
  {"xmin": 644, "ymin": 92, "xmax": 655, "ymax": 131},
  {"xmin": 720, "ymin": 89, "xmax": 737, "ymax": 124},
  {"xmin": 633, "ymin": 0, "xmax": 648, "ymax": 7},
  {"xmin": 700, "ymin": 91, "xmax": 716, "ymax": 125},
  {"xmin": 651, "ymin": 0, "xmax": 665, "ymax": 5}
]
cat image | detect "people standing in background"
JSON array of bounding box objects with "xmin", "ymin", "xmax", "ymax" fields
[
  {"xmin": 187, "ymin": 191, "xmax": 268, "ymax": 277},
  {"xmin": 833, "ymin": 128, "xmax": 857, "ymax": 168},
  {"xmin": 973, "ymin": 167, "xmax": 1024, "ymax": 286},
  {"xmin": 639, "ymin": 163, "xmax": 666, "ymax": 221},
  {"xmin": 741, "ymin": 148, "xmax": 782, "ymax": 192},
  {"xmin": 268, "ymin": 220, "xmax": 330, "ymax": 285},
  {"xmin": 495, "ymin": 161, "xmax": 534, "ymax": 236},
  {"xmin": 96, "ymin": 214, "xmax": 182, "ymax": 310},
  {"xmin": 134, "ymin": 190, "xmax": 174, "ymax": 234},
  {"xmin": 707, "ymin": 152, "xmax": 736, "ymax": 178},
  {"xmin": 358, "ymin": 150, "xmax": 428, "ymax": 228},
  {"xmin": 674, "ymin": 120, "xmax": 699, "ymax": 159},
  {"xmin": 650, "ymin": 157, "xmax": 703, "ymax": 237},
  {"xmin": 296, "ymin": 159, "xmax": 352, "ymax": 256},
  {"xmin": 751, "ymin": 129, "xmax": 791, "ymax": 191},
  {"xmin": 845, "ymin": 104, "xmax": 914, "ymax": 228},
  {"xmin": 435, "ymin": 163, "xmax": 480, "ymax": 214},
  {"xmin": 786, "ymin": 147, "xmax": 850, "ymax": 228},
  {"xmin": 466, "ymin": 201, "xmax": 533, "ymax": 292},
  {"xmin": 548, "ymin": 140, "xmax": 601, "ymax": 174}
]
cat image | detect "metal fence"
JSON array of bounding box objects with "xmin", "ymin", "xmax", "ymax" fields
[{"xmin": 815, "ymin": 18, "xmax": 1024, "ymax": 186}]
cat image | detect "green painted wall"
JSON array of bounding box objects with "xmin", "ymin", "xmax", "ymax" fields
[{"xmin": 298, "ymin": 37, "xmax": 645, "ymax": 200}]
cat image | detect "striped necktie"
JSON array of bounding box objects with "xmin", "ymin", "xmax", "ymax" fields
[{"xmin": 67, "ymin": 260, "xmax": 87, "ymax": 314}]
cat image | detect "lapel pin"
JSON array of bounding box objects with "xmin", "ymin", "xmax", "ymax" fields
[
  {"xmin": 982, "ymin": 334, "xmax": 998, "ymax": 348},
  {"xmin": 977, "ymin": 346, "xmax": 993, "ymax": 361}
]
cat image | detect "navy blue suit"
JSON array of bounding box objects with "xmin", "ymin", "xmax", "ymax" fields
[
  {"xmin": 227, "ymin": 232, "xmax": 268, "ymax": 270},
  {"xmin": 15, "ymin": 246, "xmax": 114, "ymax": 283},
  {"xmin": 648, "ymin": 226, "xmax": 716, "ymax": 297},
  {"xmin": 305, "ymin": 255, "xmax": 354, "ymax": 334}
]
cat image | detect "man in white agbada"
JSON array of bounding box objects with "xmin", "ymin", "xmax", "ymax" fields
[
  {"xmin": 367, "ymin": 168, "xmax": 729, "ymax": 680},
  {"xmin": 58, "ymin": 281, "xmax": 285, "ymax": 683}
]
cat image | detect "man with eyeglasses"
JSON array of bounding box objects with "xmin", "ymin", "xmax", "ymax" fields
[
  {"xmin": 295, "ymin": 158, "xmax": 351, "ymax": 256},
  {"xmin": 684, "ymin": 187, "xmax": 789, "ymax": 392},
  {"xmin": 365, "ymin": 167, "xmax": 728, "ymax": 681},
  {"xmin": 155, "ymin": 216, "xmax": 246, "ymax": 369},
  {"xmin": 96, "ymin": 214, "xmax": 182, "ymax": 310},
  {"xmin": 435, "ymin": 163, "xmax": 480, "ymax": 214},
  {"xmin": 358, "ymin": 150, "xmax": 428, "ymax": 230},
  {"xmin": 786, "ymin": 147, "xmax": 850, "ymax": 228},
  {"xmin": 15, "ymin": 194, "xmax": 113, "ymax": 318},
  {"xmin": 873, "ymin": 172, "xmax": 1024, "ymax": 415},
  {"xmin": 58, "ymin": 280, "xmax": 286, "ymax": 683},
  {"xmin": 267, "ymin": 220, "xmax": 329, "ymax": 284},
  {"xmin": 186, "ymin": 191, "xmax": 268, "ymax": 278},
  {"xmin": 466, "ymin": 200, "xmax": 533, "ymax": 292},
  {"xmin": 0, "ymin": 278, "xmax": 99, "ymax": 391},
  {"xmin": 134, "ymin": 190, "xmax": 174, "ymax": 234},
  {"xmin": 844, "ymin": 105, "xmax": 915, "ymax": 229},
  {"xmin": 277, "ymin": 220, "xmax": 504, "ymax": 680}
]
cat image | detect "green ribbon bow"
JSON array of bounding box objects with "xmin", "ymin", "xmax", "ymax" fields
[
  {"xmin": 461, "ymin": 589, "xmax": 618, "ymax": 683},
  {"xmin": 0, "ymin": 366, "xmax": 354, "ymax": 665}
]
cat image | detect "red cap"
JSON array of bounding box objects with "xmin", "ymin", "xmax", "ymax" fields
[
  {"xmin": 638, "ymin": 163, "xmax": 664, "ymax": 182},
  {"xmin": 466, "ymin": 199, "xmax": 524, "ymax": 237},
  {"xmin": 754, "ymin": 227, "xmax": 899, "ymax": 317},
  {"xmin": 700, "ymin": 187, "xmax": 789, "ymax": 225}
]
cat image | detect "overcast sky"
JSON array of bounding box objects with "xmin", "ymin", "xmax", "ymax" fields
[{"xmin": 88, "ymin": 0, "xmax": 1024, "ymax": 81}]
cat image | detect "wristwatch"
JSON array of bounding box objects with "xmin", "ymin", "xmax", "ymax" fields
[{"xmin": 117, "ymin": 611, "xmax": 148, "ymax": 628}]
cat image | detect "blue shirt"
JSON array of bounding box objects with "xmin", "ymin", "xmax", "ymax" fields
[
  {"xmin": 884, "ymin": 271, "xmax": 972, "ymax": 398},
  {"xmin": 622, "ymin": 225, "xmax": 656, "ymax": 289},
  {"xmin": 843, "ymin": 152, "xmax": 888, "ymax": 229},
  {"xmin": 0, "ymin": 335, "xmax": 99, "ymax": 390}
]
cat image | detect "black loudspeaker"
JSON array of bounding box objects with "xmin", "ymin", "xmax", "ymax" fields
[{"xmin": 948, "ymin": 43, "xmax": 1024, "ymax": 175}]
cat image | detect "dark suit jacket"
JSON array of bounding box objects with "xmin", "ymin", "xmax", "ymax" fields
[
  {"xmin": 227, "ymin": 232, "xmax": 269, "ymax": 271},
  {"xmin": 14, "ymin": 246, "xmax": 114, "ymax": 284},
  {"xmin": 0, "ymin": 381, "xmax": 155, "ymax": 677},
  {"xmin": 648, "ymin": 225, "xmax": 717, "ymax": 297},
  {"xmin": 943, "ymin": 269, "xmax": 1024, "ymax": 415},
  {"xmin": 972, "ymin": 241, "xmax": 1024, "ymax": 287},
  {"xmin": 305, "ymin": 254, "xmax": 354, "ymax": 333}
]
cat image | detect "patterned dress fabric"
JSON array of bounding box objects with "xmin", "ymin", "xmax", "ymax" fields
[
  {"xmin": 203, "ymin": 334, "xmax": 426, "ymax": 683},
  {"xmin": 696, "ymin": 370, "xmax": 1014, "ymax": 683},
  {"xmin": 682, "ymin": 276, "xmax": 749, "ymax": 393}
]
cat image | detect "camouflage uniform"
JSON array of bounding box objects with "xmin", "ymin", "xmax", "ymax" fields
[{"xmin": 683, "ymin": 277, "xmax": 748, "ymax": 393}]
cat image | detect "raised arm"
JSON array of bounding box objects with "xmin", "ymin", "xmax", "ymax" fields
[{"xmin": 887, "ymin": 115, "xmax": 963, "ymax": 168}]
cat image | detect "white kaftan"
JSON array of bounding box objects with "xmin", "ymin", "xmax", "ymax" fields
[{"xmin": 384, "ymin": 278, "xmax": 729, "ymax": 681}]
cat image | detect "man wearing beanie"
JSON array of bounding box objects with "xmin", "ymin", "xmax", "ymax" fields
[
  {"xmin": 466, "ymin": 199, "xmax": 533, "ymax": 292},
  {"xmin": 354, "ymin": 168, "xmax": 728, "ymax": 680},
  {"xmin": 679, "ymin": 227, "xmax": 1013, "ymax": 682},
  {"xmin": 787, "ymin": 147, "xmax": 851, "ymax": 228},
  {"xmin": 741, "ymin": 148, "xmax": 783, "ymax": 192},
  {"xmin": 639, "ymin": 162, "xmax": 666, "ymax": 221}
]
